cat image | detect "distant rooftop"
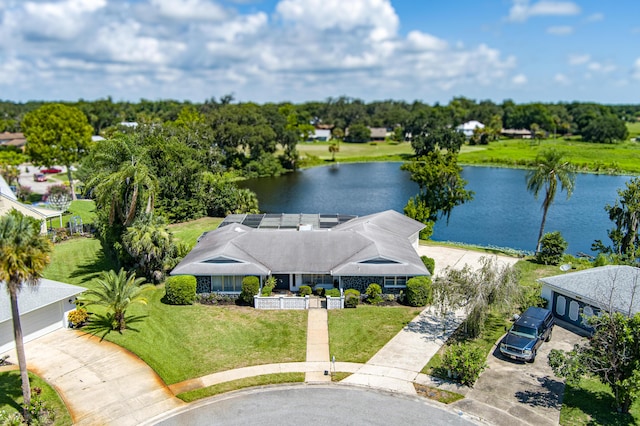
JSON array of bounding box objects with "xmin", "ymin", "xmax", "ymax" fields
[{"xmin": 219, "ymin": 213, "xmax": 357, "ymax": 230}]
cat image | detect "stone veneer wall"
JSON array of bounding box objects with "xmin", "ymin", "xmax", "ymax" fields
[
  {"xmin": 196, "ymin": 276, "xmax": 212, "ymax": 293},
  {"xmin": 341, "ymin": 276, "xmax": 384, "ymax": 293}
]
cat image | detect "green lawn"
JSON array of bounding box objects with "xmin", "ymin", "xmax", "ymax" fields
[
  {"xmin": 0, "ymin": 370, "xmax": 72, "ymax": 425},
  {"xmin": 177, "ymin": 373, "xmax": 305, "ymax": 402},
  {"xmin": 560, "ymin": 377, "xmax": 640, "ymax": 425},
  {"xmin": 104, "ymin": 288, "xmax": 308, "ymax": 384},
  {"xmin": 294, "ymin": 141, "xmax": 414, "ymax": 166},
  {"xmin": 62, "ymin": 199, "xmax": 97, "ymax": 226},
  {"xmin": 627, "ymin": 122, "xmax": 640, "ymax": 138},
  {"xmin": 328, "ymin": 305, "xmax": 420, "ymax": 363},
  {"xmin": 458, "ymin": 138, "xmax": 640, "ymax": 174},
  {"xmin": 168, "ymin": 217, "xmax": 223, "ymax": 246},
  {"xmin": 44, "ymin": 237, "xmax": 115, "ymax": 289}
]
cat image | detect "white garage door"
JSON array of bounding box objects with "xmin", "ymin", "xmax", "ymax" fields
[{"xmin": 0, "ymin": 303, "xmax": 63, "ymax": 354}]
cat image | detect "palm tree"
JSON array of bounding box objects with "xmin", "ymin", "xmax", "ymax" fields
[
  {"xmin": 122, "ymin": 215, "xmax": 175, "ymax": 283},
  {"xmin": 0, "ymin": 210, "xmax": 53, "ymax": 420},
  {"xmin": 526, "ymin": 149, "xmax": 576, "ymax": 253},
  {"xmin": 82, "ymin": 268, "xmax": 152, "ymax": 331},
  {"xmin": 89, "ymin": 158, "xmax": 158, "ymax": 227}
]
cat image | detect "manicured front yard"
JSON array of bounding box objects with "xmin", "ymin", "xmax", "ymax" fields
[
  {"xmin": 177, "ymin": 373, "xmax": 305, "ymax": 402},
  {"xmin": 104, "ymin": 288, "xmax": 308, "ymax": 385},
  {"xmin": 560, "ymin": 377, "xmax": 640, "ymax": 425},
  {"xmin": 0, "ymin": 370, "xmax": 72, "ymax": 425},
  {"xmin": 328, "ymin": 305, "xmax": 420, "ymax": 363}
]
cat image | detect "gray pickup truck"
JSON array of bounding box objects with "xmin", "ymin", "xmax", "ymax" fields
[{"xmin": 499, "ymin": 307, "xmax": 554, "ymax": 363}]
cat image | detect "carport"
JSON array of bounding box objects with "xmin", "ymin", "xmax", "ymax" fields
[
  {"xmin": 0, "ymin": 279, "xmax": 86, "ymax": 353},
  {"xmin": 539, "ymin": 265, "xmax": 640, "ymax": 331}
]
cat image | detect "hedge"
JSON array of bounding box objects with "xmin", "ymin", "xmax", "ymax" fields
[
  {"xmin": 405, "ymin": 276, "xmax": 433, "ymax": 307},
  {"xmin": 165, "ymin": 275, "xmax": 197, "ymax": 305},
  {"xmin": 240, "ymin": 276, "xmax": 260, "ymax": 305}
]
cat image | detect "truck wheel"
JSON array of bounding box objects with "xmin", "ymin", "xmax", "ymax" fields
[{"xmin": 545, "ymin": 329, "xmax": 552, "ymax": 342}]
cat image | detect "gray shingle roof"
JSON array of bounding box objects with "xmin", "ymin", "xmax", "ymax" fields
[
  {"xmin": 0, "ymin": 279, "xmax": 86, "ymax": 322},
  {"xmin": 539, "ymin": 265, "xmax": 640, "ymax": 315},
  {"xmin": 172, "ymin": 211, "xmax": 429, "ymax": 277}
]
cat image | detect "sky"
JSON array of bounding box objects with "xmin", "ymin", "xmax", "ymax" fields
[{"xmin": 1, "ymin": 0, "xmax": 639, "ymax": 105}]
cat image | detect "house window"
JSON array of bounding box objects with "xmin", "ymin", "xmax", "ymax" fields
[
  {"xmin": 211, "ymin": 276, "xmax": 244, "ymax": 292},
  {"xmin": 301, "ymin": 274, "xmax": 332, "ymax": 286},
  {"xmin": 555, "ymin": 295, "xmax": 566, "ymax": 316},
  {"xmin": 384, "ymin": 276, "xmax": 407, "ymax": 288}
]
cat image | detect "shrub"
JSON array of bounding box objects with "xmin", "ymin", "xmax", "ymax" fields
[
  {"xmin": 315, "ymin": 286, "xmax": 325, "ymax": 297},
  {"xmin": 344, "ymin": 288, "xmax": 360, "ymax": 308},
  {"xmin": 240, "ymin": 276, "xmax": 260, "ymax": 305},
  {"xmin": 299, "ymin": 285, "xmax": 312, "ymax": 297},
  {"xmin": 421, "ymin": 256, "xmax": 435, "ymax": 275},
  {"xmin": 261, "ymin": 276, "xmax": 276, "ymax": 296},
  {"xmin": 536, "ymin": 231, "xmax": 567, "ymax": 265},
  {"xmin": 404, "ymin": 276, "xmax": 433, "ymax": 307},
  {"xmin": 325, "ymin": 288, "xmax": 340, "ymax": 297},
  {"xmin": 365, "ymin": 283, "xmax": 382, "ymax": 305},
  {"xmin": 441, "ymin": 344, "xmax": 487, "ymax": 386},
  {"xmin": 165, "ymin": 275, "xmax": 197, "ymax": 305},
  {"xmin": 67, "ymin": 308, "xmax": 89, "ymax": 327}
]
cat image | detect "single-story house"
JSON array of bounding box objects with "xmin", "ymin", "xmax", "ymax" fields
[
  {"xmin": 0, "ymin": 279, "xmax": 86, "ymax": 354},
  {"xmin": 501, "ymin": 128, "xmax": 532, "ymax": 139},
  {"xmin": 456, "ymin": 120, "xmax": 484, "ymax": 138},
  {"xmin": 540, "ymin": 265, "xmax": 640, "ymax": 331},
  {"xmin": 171, "ymin": 210, "xmax": 429, "ymax": 295},
  {"xmin": 0, "ymin": 132, "xmax": 26, "ymax": 151},
  {"xmin": 368, "ymin": 127, "xmax": 389, "ymax": 141},
  {"xmin": 0, "ymin": 193, "xmax": 63, "ymax": 234},
  {"xmin": 308, "ymin": 128, "xmax": 332, "ymax": 142}
]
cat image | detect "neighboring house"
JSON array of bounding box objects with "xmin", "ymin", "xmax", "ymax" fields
[
  {"xmin": 308, "ymin": 128, "xmax": 331, "ymax": 142},
  {"xmin": 456, "ymin": 120, "xmax": 484, "ymax": 138},
  {"xmin": 171, "ymin": 210, "xmax": 429, "ymax": 295},
  {"xmin": 1, "ymin": 175, "xmax": 63, "ymax": 233},
  {"xmin": 0, "ymin": 132, "xmax": 26, "ymax": 151},
  {"xmin": 540, "ymin": 265, "xmax": 640, "ymax": 332},
  {"xmin": 501, "ymin": 128, "xmax": 532, "ymax": 139},
  {"xmin": 0, "ymin": 279, "xmax": 86, "ymax": 353},
  {"xmin": 368, "ymin": 127, "xmax": 389, "ymax": 141}
]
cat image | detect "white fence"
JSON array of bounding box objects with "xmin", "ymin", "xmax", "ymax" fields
[
  {"xmin": 326, "ymin": 295, "xmax": 345, "ymax": 309},
  {"xmin": 254, "ymin": 295, "xmax": 310, "ymax": 310}
]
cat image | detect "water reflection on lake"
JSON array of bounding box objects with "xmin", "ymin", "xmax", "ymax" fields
[{"xmin": 240, "ymin": 162, "xmax": 631, "ymax": 255}]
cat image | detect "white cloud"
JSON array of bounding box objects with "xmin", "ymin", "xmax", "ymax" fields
[
  {"xmin": 149, "ymin": 0, "xmax": 227, "ymax": 21},
  {"xmin": 585, "ymin": 12, "xmax": 603, "ymax": 22},
  {"xmin": 512, "ymin": 73, "xmax": 527, "ymax": 84},
  {"xmin": 507, "ymin": 0, "xmax": 581, "ymax": 22},
  {"xmin": 17, "ymin": 0, "xmax": 107, "ymax": 41},
  {"xmin": 547, "ymin": 26, "xmax": 573, "ymax": 35},
  {"xmin": 406, "ymin": 31, "xmax": 448, "ymax": 51},
  {"xmin": 587, "ymin": 62, "xmax": 616, "ymax": 74},
  {"xmin": 634, "ymin": 58, "xmax": 640, "ymax": 80},
  {"xmin": 554, "ymin": 73, "xmax": 570, "ymax": 84},
  {"xmin": 568, "ymin": 53, "xmax": 590, "ymax": 65}
]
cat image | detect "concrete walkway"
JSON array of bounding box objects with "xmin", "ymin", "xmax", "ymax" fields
[
  {"xmin": 305, "ymin": 308, "xmax": 331, "ymax": 382},
  {"xmin": 1, "ymin": 329, "xmax": 184, "ymax": 425}
]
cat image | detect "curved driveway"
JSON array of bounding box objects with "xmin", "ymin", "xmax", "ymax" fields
[{"xmin": 150, "ymin": 385, "xmax": 477, "ymax": 426}]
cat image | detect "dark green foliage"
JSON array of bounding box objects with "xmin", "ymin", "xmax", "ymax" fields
[
  {"xmin": 421, "ymin": 255, "xmax": 435, "ymax": 275},
  {"xmin": 441, "ymin": 344, "xmax": 487, "ymax": 386},
  {"xmin": 299, "ymin": 285, "xmax": 312, "ymax": 297},
  {"xmin": 365, "ymin": 283, "xmax": 382, "ymax": 305},
  {"xmin": 165, "ymin": 275, "xmax": 196, "ymax": 305},
  {"xmin": 325, "ymin": 288, "xmax": 340, "ymax": 297},
  {"xmin": 240, "ymin": 276, "xmax": 260, "ymax": 305},
  {"xmin": 261, "ymin": 276, "xmax": 276, "ymax": 296},
  {"xmin": 405, "ymin": 276, "xmax": 433, "ymax": 307},
  {"xmin": 344, "ymin": 288, "xmax": 360, "ymax": 308},
  {"xmin": 315, "ymin": 286, "xmax": 325, "ymax": 297},
  {"xmin": 549, "ymin": 312, "xmax": 640, "ymax": 414},
  {"xmin": 536, "ymin": 231, "xmax": 568, "ymax": 265},
  {"xmin": 345, "ymin": 123, "xmax": 371, "ymax": 142},
  {"xmin": 581, "ymin": 115, "xmax": 628, "ymax": 143}
]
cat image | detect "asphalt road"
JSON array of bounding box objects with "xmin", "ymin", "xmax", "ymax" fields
[{"xmin": 154, "ymin": 385, "xmax": 477, "ymax": 426}]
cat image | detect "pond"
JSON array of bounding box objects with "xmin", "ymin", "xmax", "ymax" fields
[{"xmin": 240, "ymin": 162, "xmax": 632, "ymax": 255}]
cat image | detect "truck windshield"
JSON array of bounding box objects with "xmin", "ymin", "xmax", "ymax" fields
[{"xmin": 510, "ymin": 325, "xmax": 537, "ymax": 339}]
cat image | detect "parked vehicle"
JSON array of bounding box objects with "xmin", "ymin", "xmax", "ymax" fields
[
  {"xmin": 34, "ymin": 173, "xmax": 47, "ymax": 182},
  {"xmin": 41, "ymin": 167, "xmax": 62, "ymax": 174},
  {"xmin": 499, "ymin": 307, "xmax": 554, "ymax": 363}
]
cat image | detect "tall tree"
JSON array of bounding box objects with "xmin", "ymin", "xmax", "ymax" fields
[
  {"xmin": 401, "ymin": 151, "xmax": 474, "ymax": 238},
  {"xmin": 599, "ymin": 177, "xmax": 640, "ymax": 261},
  {"xmin": 22, "ymin": 103, "xmax": 93, "ymax": 200},
  {"xmin": 526, "ymin": 149, "xmax": 576, "ymax": 253},
  {"xmin": 0, "ymin": 210, "xmax": 53, "ymax": 420}
]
